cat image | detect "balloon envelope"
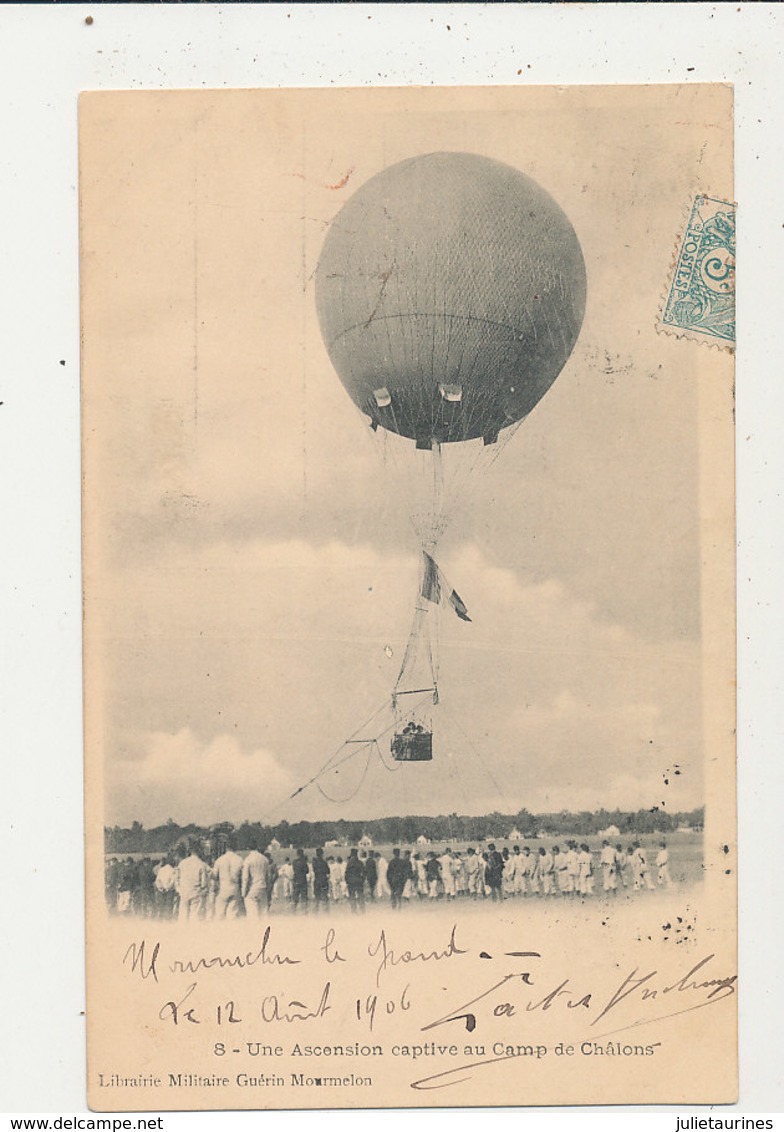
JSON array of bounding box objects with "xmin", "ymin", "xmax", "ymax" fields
[{"xmin": 315, "ymin": 152, "xmax": 587, "ymax": 447}]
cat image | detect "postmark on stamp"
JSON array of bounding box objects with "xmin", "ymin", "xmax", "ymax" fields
[{"xmin": 659, "ymin": 195, "xmax": 736, "ymax": 349}]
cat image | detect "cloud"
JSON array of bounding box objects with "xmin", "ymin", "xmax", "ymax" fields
[
  {"xmin": 434, "ymin": 545, "xmax": 703, "ymax": 815},
  {"xmin": 109, "ymin": 728, "xmax": 294, "ymax": 827}
]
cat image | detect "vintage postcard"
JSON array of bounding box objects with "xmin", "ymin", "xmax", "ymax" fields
[{"xmin": 80, "ymin": 85, "xmax": 736, "ymax": 1110}]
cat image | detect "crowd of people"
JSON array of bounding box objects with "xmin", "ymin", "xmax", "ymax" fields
[{"xmin": 105, "ymin": 837, "xmax": 674, "ymax": 920}]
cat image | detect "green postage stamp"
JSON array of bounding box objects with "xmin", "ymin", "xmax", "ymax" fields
[{"xmin": 660, "ymin": 195, "xmax": 736, "ymax": 349}]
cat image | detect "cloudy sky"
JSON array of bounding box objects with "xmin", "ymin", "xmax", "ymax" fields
[{"xmin": 81, "ymin": 86, "xmax": 733, "ymax": 827}]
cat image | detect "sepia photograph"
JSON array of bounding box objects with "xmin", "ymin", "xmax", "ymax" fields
[{"xmin": 80, "ymin": 83, "xmax": 736, "ymax": 1110}]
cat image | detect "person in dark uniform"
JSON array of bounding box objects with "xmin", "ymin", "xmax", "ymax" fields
[
  {"xmin": 105, "ymin": 857, "xmax": 120, "ymax": 912},
  {"xmin": 312, "ymin": 847, "xmax": 330, "ymax": 912},
  {"xmin": 386, "ymin": 848, "xmax": 408, "ymax": 910},
  {"xmin": 485, "ymin": 843, "xmax": 505, "ymax": 901},
  {"xmin": 117, "ymin": 857, "xmax": 138, "ymax": 915},
  {"xmin": 135, "ymin": 856, "xmax": 157, "ymax": 918},
  {"xmin": 292, "ymin": 848, "xmax": 310, "ymax": 912},
  {"xmin": 344, "ymin": 848, "xmax": 366, "ymax": 914},
  {"xmin": 364, "ymin": 852, "xmax": 378, "ymax": 901},
  {"xmin": 425, "ymin": 851, "xmax": 441, "ymax": 899}
]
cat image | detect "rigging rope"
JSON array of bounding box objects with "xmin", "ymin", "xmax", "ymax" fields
[{"xmin": 317, "ymin": 742, "xmax": 376, "ymax": 804}]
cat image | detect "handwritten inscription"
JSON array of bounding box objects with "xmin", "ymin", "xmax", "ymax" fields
[
  {"xmin": 119, "ymin": 924, "xmax": 735, "ymax": 1093},
  {"xmin": 368, "ymin": 924, "xmax": 468, "ymax": 987},
  {"xmin": 169, "ymin": 927, "xmax": 299, "ymax": 975}
]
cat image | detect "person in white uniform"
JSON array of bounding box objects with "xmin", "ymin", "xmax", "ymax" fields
[
  {"xmin": 633, "ymin": 842, "xmax": 656, "ymax": 891},
  {"xmin": 523, "ymin": 846, "xmax": 540, "ymax": 894},
  {"xmin": 600, "ymin": 840, "xmax": 618, "ymax": 893},
  {"xmin": 278, "ymin": 857, "xmax": 294, "ymax": 903},
  {"xmin": 328, "ymin": 856, "xmax": 343, "ymax": 902},
  {"xmin": 241, "ymin": 847, "xmax": 269, "ymax": 919},
  {"xmin": 656, "ymin": 841, "xmax": 672, "ymax": 887},
  {"xmin": 565, "ymin": 842, "xmax": 580, "ymax": 895},
  {"xmin": 439, "ymin": 848, "xmax": 456, "ymax": 899},
  {"xmin": 376, "ymin": 852, "xmax": 390, "ymax": 900},
  {"xmin": 464, "ymin": 848, "xmax": 481, "ymax": 898},
  {"xmin": 511, "ymin": 846, "xmax": 526, "ymax": 895},
  {"xmin": 176, "ymin": 843, "xmax": 210, "ymax": 922},
  {"xmin": 213, "ymin": 842, "xmax": 244, "ymax": 919},
  {"xmin": 539, "ymin": 847, "xmax": 555, "ymax": 895},
  {"xmin": 577, "ymin": 844, "xmax": 594, "ymax": 895}
]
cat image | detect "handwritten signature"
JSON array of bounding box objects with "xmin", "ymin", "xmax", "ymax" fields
[{"xmin": 411, "ymin": 953, "xmax": 736, "ymax": 1090}]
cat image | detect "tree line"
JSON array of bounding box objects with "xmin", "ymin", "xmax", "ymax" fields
[{"xmin": 105, "ymin": 806, "xmax": 704, "ymax": 855}]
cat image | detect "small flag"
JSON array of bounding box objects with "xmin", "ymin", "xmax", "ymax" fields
[
  {"xmin": 421, "ymin": 552, "xmax": 442, "ymax": 604},
  {"xmin": 448, "ymin": 589, "xmax": 472, "ymax": 622},
  {"xmin": 420, "ymin": 551, "xmax": 471, "ymax": 622}
]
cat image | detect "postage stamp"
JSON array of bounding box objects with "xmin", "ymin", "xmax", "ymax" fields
[{"xmin": 659, "ymin": 195, "xmax": 736, "ymax": 349}]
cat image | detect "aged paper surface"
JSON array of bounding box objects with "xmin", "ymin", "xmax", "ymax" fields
[{"xmin": 80, "ymin": 85, "xmax": 736, "ymax": 1110}]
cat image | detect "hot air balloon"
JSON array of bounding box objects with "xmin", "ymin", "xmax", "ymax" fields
[
  {"xmin": 316, "ymin": 151, "xmax": 586, "ymax": 452},
  {"xmin": 310, "ymin": 151, "xmax": 585, "ymax": 778}
]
